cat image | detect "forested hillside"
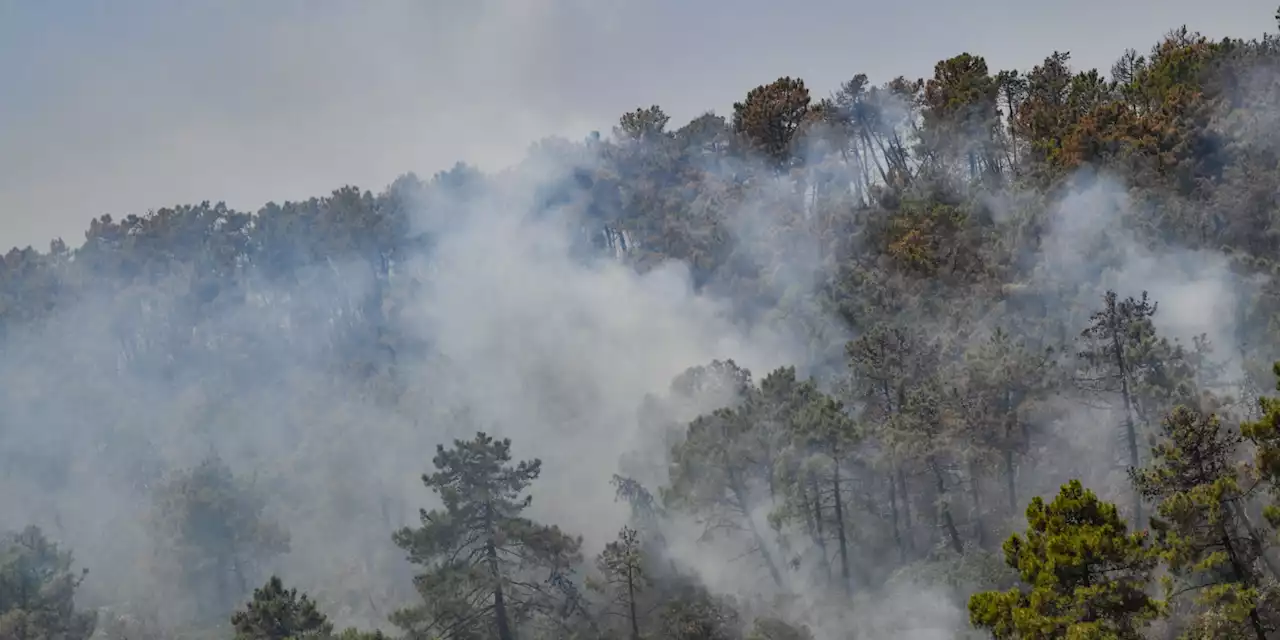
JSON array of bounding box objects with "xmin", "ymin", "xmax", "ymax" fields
[{"xmin": 6, "ymin": 10, "xmax": 1280, "ymax": 640}]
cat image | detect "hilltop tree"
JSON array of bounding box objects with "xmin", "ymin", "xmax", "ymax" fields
[
  {"xmin": 968, "ymin": 480, "xmax": 1163, "ymax": 639},
  {"xmin": 732, "ymin": 77, "xmax": 815, "ymax": 169},
  {"xmin": 0, "ymin": 526, "xmax": 96, "ymax": 640},
  {"xmin": 827, "ymin": 73, "xmax": 916, "ymax": 195},
  {"xmin": 919, "ymin": 53, "xmax": 1004, "ymax": 182},
  {"xmin": 1014, "ymin": 51, "xmax": 1077, "ymax": 170},
  {"xmin": 617, "ymin": 106, "xmax": 672, "ymax": 144},
  {"xmin": 391, "ymin": 432, "xmax": 583, "ymax": 640}
]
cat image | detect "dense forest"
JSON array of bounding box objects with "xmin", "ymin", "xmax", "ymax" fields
[{"xmin": 7, "ymin": 9, "xmax": 1280, "ymax": 640}]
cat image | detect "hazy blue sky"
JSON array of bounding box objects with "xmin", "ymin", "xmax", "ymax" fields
[{"xmin": 1, "ymin": 0, "xmax": 1274, "ymax": 250}]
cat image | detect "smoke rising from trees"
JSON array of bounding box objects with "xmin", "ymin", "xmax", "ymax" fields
[{"xmin": 3, "ymin": 9, "xmax": 1280, "ymax": 640}]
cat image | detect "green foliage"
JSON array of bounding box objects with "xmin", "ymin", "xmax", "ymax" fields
[
  {"xmin": 731, "ymin": 77, "xmax": 815, "ymax": 169},
  {"xmin": 0, "ymin": 526, "xmax": 95, "ymax": 640},
  {"xmin": 887, "ymin": 551, "xmax": 1018, "ymax": 602},
  {"xmin": 6, "ymin": 7, "xmax": 1280, "ymax": 639},
  {"xmin": 919, "ymin": 53, "xmax": 1005, "ymax": 182},
  {"xmin": 656, "ymin": 584, "xmax": 740, "ymax": 640},
  {"xmin": 231, "ymin": 576, "xmax": 334, "ymax": 640},
  {"xmin": 1242, "ymin": 362, "xmax": 1280, "ymax": 530},
  {"xmin": 968, "ymin": 480, "xmax": 1163, "ymax": 639},
  {"xmin": 617, "ymin": 106, "xmax": 672, "ymax": 144},
  {"xmin": 152, "ymin": 456, "xmax": 290, "ymax": 625},
  {"xmin": 391, "ymin": 432, "xmax": 583, "ymax": 640},
  {"xmin": 958, "ymin": 328, "xmax": 1057, "ymax": 516},
  {"xmin": 588, "ymin": 527, "xmax": 650, "ymax": 639},
  {"xmin": 1134, "ymin": 405, "xmax": 1275, "ymax": 638},
  {"xmin": 331, "ymin": 629, "xmax": 390, "ymax": 640},
  {"xmin": 1077, "ymin": 289, "xmax": 1196, "ymax": 525},
  {"xmin": 664, "ymin": 371, "xmax": 787, "ymax": 586},
  {"xmin": 744, "ymin": 616, "xmax": 814, "ymax": 640}
]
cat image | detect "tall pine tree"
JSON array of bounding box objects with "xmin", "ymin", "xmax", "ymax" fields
[
  {"xmin": 391, "ymin": 432, "xmax": 582, "ymax": 640},
  {"xmin": 1133, "ymin": 405, "xmax": 1276, "ymax": 639}
]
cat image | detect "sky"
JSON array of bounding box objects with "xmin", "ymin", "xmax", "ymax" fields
[{"xmin": 0, "ymin": 0, "xmax": 1274, "ymax": 252}]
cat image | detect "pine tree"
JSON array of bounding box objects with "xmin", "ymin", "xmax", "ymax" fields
[
  {"xmin": 1077, "ymin": 290, "xmax": 1172, "ymax": 527},
  {"xmin": 0, "ymin": 526, "xmax": 95, "ymax": 640},
  {"xmin": 968, "ymin": 480, "xmax": 1163, "ymax": 638},
  {"xmin": 656, "ymin": 583, "xmax": 740, "ymax": 640},
  {"xmin": 231, "ymin": 576, "xmax": 334, "ymax": 640},
  {"xmin": 151, "ymin": 455, "xmax": 290, "ymax": 625},
  {"xmin": 960, "ymin": 327, "xmax": 1056, "ymax": 519},
  {"xmin": 1133, "ymin": 405, "xmax": 1275, "ymax": 640},
  {"xmin": 1242, "ymin": 362, "xmax": 1280, "ymax": 529},
  {"xmin": 790, "ymin": 377, "xmax": 860, "ymax": 595},
  {"xmin": 589, "ymin": 527, "xmax": 650, "ymax": 640},
  {"xmin": 391, "ymin": 432, "xmax": 583, "ymax": 640},
  {"xmin": 731, "ymin": 77, "xmax": 815, "ymax": 170},
  {"xmin": 665, "ymin": 405, "xmax": 785, "ymax": 588},
  {"xmin": 845, "ymin": 323, "xmax": 944, "ymax": 562}
]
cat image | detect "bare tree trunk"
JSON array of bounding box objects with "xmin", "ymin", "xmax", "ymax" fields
[
  {"xmin": 1231, "ymin": 502, "xmax": 1280, "ymax": 579},
  {"xmin": 1110, "ymin": 330, "xmax": 1142, "ymax": 528},
  {"xmin": 486, "ymin": 502, "xmax": 514, "ymax": 640},
  {"xmin": 1004, "ymin": 446, "xmax": 1018, "ymax": 518},
  {"xmin": 859, "ymin": 129, "xmax": 892, "ymax": 185},
  {"xmin": 897, "ymin": 465, "xmax": 914, "ymax": 558},
  {"xmin": 888, "ymin": 469, "xmax": 905, "ymax": 563},
  {"xmin": 627, "ymin": 565, "xmax": 640, "ymax": 640},
  {"xmin": 1220, "ymin": 529, "xmax": 1267, "ymax": 640},
  {"xmin": 930, "ymin": 457, "xmax": 964, "ymax": 555},
  {"xmin": 968, "ymin": 457, "xmax": 987, "ymax": 549},
  {"xmin": 809, "ymin": 472, "xmax": 831, "ymax": 582},
  {"xmin": 488, "ymin": 540, "xmax": 514, "ymax": 640},
  {"xmin": 732, "ymin": 484, "xmax": 783, "ymax": 587},
  {"xmin": 832, "ymin": 455, "xmax": 852, "ymax": 596}
]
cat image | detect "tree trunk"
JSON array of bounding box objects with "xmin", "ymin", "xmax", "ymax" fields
[
  {"xmin": 1003, "ymin": 391, "xmax": 1020, "ymax": 518},
  {"xmin": 809, "ymin": 472, "xmax": 831, "ymax": 582},
  {"xmin": 627, "ymin": 565, "xmax": 640, "ymax": 640},
  {"xmin": 487, "ymin": 540, "xmax": 514, "ymax": 640},
  {"xmin": 888, "ymin": 469, "xmax": 905, "ymax": 563},
  {"xmin": 732, "ymin": 483, "xmax": 783, "ymax": 587},
  {"xmin": 859, "ymin": 129, "xmax": 892, "ymax": 185},
  {"xmin": 897, "ymin": 465, "xmax": 913, "ymax": 558},
  {"xmin": 1220, "ymin": 529, "xmax": 1267, "ymax": 640},
  {"xmin": 1003, "ymin": 446, "xmax": 1018, "ymax": 518},
  {"xmin": 930, "ymin": 457, "xmax": 964, "ymax": 555},
  {"xmin": 485, "ymin": 502, "xmax": 514, "ymax": 640},
  {"xmin": 832, "ymin": 453, "xmax": 852, "ymax": 596},
  {"xmin": 1231, "ymin": 502, "xmax": 1280, "ymax": 580},
  {"xmin": 968, "ymin": 457, "xmax": 987, "ymax": 549},
  {"xmin": 1110, "ymin": 330, "xmax": 1142, "ymax": 528}
]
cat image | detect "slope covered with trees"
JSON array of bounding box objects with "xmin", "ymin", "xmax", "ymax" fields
[{"xmin": 5, "ymin": 9, "xmax": 1280, "ymax": 640}]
